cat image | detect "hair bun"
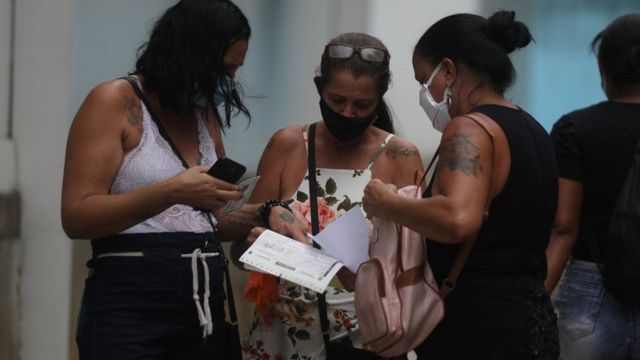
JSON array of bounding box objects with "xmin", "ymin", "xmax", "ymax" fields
[{"xmin": 485, "ymin": 10, "xmax": 532, "ymax": 53}]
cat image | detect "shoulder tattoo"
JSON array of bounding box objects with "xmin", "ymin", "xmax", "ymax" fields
[
  {"xmin": 385, "ymin": 144, "xmax": 419, "ymax": 159},
  {"xmin": 439, "ymin": 130, "xmax": 483, "ymax": 177},
  {"xmin": 123, "ymin": 95, "xmax": 142, "ymax": 127}
]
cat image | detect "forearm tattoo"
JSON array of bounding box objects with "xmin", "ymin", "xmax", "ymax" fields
[
  {"xmin": 385, "ymin": 144, "xmax": 419, "ymax": 159},
  {"xmin": 439, "ymin": 130, "xmax": 483, "ymax": 177},
  {"xmin": 224, "ymin": 209, "xmax": 261, "ymax": 229},
  {"xmin": 123, "ymin": 95, "xmax": 142, "ymax": 127}
]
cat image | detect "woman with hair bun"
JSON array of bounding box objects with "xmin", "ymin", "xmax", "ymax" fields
[
  {"xmin": 363, "ymin": 11, "xmax": 559, "ymax": 359},
  {"xmin": 547, "ymin": 13, "xmax": 640, "ymax": 359}
]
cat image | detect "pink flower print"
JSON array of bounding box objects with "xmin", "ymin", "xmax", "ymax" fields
[{"xmin": 291, "ymin": 198, "xmax": 337, "ymax": 232}]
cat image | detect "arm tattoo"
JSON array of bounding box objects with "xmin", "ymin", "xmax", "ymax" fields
[
  {"xmin": 277, "ymin": 210, "xmax": 296, "ymax": 225},
  {"xmin": 123, "ymin": 95, "xmax": 142, "ymax": 127},
  {"xmin": 385, "ymin": 144, "xmax": 419, "ymax": 159},
  {"xmin": 439, "ymin": 130, "xmax": 483, "ymax": 177},
  {"xmin": 224, "ymin": 209, "xmax": 260, "ymax": 229}
]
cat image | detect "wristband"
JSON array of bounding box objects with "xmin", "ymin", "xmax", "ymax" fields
[{"xmin": 259, "ymin": 200, "xmax": 292, "ymax": 227}]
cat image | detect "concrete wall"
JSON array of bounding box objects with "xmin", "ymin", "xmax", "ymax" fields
[
  {"xmin": 13, "ymin": 0, "xmax": 73, "ymax": 359},
  {"xmin": 365, "ymin": 0, "xmax": 481, "ymax": 163},
  {"xmin": 0, "ymin": 0, "xmax": 11, "ymax": 139},
  {"xmin": 67, "ymin": 2, "xmax": 176, "ymax": 359}
]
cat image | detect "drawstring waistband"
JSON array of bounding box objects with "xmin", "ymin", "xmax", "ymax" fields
[
  {"xmin": 97, "ymin": 248, "xmax": 220, "ymax": 338},
  {"xmin": 190, "ymin": 248, "xmax": 215, "ymax": 338}
]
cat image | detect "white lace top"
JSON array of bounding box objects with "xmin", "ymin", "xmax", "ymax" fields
[{"xmin": 110, "ymin": 80, "xmax": 218, "ymax": 233}]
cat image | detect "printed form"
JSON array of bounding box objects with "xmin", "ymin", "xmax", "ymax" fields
[{"xmin": 239, "ymin": 229, "xmax": 343, "ymax": 293}]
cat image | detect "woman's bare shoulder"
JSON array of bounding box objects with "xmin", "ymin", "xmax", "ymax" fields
[
  {"xmin": 264, "ymin": 124, "xmax": 306, "ymax": 153},
  {"xmin": 84, "ymin": 78, "xmax": 137, "ymax": 107},
  {"xmin": 383, "ymin": 135, "xmax": 421, "ymax": 161}
]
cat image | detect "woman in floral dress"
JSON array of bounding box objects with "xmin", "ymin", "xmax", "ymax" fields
[{"xmin": 232, "ymin": 33, "xmax": 424, "ymax": 359}]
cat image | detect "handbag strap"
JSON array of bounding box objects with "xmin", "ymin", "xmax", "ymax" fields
[
  {"xmin": 308, "ymin": 123, "xmax": 321, "ymax": 237},
  {"xmin": 416, "ymin": 148, "xmax": 440, "ymax": 189},
  {"xmin": 438, "ymin": 239, "xmax": 475, "ymax": 298},
  {"xmin": 403, "ymin": 144, "xmax": 473, "ymax": 299},
  {"xmin": 123, "ymin": 75, "xmax": 240, "ymax": 332},
  {"xmin": 123, "ymin": 76, "xmax": 191, "ymax": 170},
  {"xmin": 306, "ymin": 124, "xmax": 333, "ymax": 346},
  {"xmin": 437, "ymin": 112, "xmax": 500, "ymax": 298},
  {"xmin": 222, "ymin": 247, "xmax": 240, "ymax": 331}
]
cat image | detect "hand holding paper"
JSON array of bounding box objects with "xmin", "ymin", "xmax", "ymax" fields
[
  {"xmin": 239, "ymin": 230, "xmax": 343, "ymax": 293},
  {"xmin": 239, "ymin": 207, "xmax": 371, "ymax": 291},
  {"xmin": 312, "ymin": 207, "xmax": 370, "ymax": 273}
]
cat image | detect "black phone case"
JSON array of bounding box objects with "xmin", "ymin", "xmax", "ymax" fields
[{"xmin": 207, "ymin": 158, "xmax": 246, "ymax": 184}]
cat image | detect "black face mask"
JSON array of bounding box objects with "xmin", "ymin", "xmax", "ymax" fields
[{"xmin": 319, "ymin": 99, "xmax": 379, "ymax": 143}]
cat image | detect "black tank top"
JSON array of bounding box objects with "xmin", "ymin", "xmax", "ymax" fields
[{"xmin": 426, "ymin": 105, "xmax": 558, "ymax": 283}]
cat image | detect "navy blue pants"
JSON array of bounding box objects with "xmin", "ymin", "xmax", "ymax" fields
[{"xmin": 76, "ymin": 232, "xmax": 229, "ymax": 360}]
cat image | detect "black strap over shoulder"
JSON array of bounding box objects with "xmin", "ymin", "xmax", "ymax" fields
[
  {"xmin": 122, "ymin": 75, "xmax": 242, "ymax": 339},
  {"xmin": 308, "ymin": 123, "xmax": 321, "ymax": 237},
  {"xmin": 122, "ymin": 76, "xmax": 190, "ymax": 170},
  {"xmin": 306, "ymin": 123, "xmax": 332, "ymax": 346}
]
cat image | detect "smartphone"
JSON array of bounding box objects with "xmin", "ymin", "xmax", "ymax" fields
[{"xmin": 206, "ymin": 157, "xmax": 246, "ymax": 184}]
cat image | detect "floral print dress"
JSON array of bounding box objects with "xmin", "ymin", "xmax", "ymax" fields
[{"xmin": 242, "ymin": 125, "xmax": 394, "ymax": 360}]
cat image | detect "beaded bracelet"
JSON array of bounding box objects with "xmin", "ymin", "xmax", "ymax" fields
[{"xmin": 259, "ymin": 200, "xmax": 292, "ymax": 227}]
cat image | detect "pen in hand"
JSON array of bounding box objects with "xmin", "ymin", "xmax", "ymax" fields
[{"xmin": 306, "ymin": 233, "xmax": 322, "ymax": 250}]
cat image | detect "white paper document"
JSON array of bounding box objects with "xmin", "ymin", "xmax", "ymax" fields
[
  {"xmin": 239, "ymin": 230, "xmax": 343, "ymax": 293},
  {"xmin": 223, "ymin": 176, "xmax": 260, "ymax": 214},
  {"xmin": 313, "ymin": 207, "xmax": 370, "ymax": 273}
]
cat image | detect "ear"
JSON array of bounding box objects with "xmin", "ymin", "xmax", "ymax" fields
[{"xmin": 441, "ymin": 57, "xmax": 457, "ymax": 86}]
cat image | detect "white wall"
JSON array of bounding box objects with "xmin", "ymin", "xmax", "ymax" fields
[
  {"xmin": 0, "ymin": 0, "xmax": 15, "ymax": 192},
  {"xmin": 13, "ymin": 0, "xmax": 73, "ymax": 359},
  {"xmin": 0, "ymin": 0, "xmax": 11, "ymax": 139},
  {"xmin": 366, "ymin": 0, "xmax": 481, "ymax": 162},
  {"xmin": 67, "ymin": 2, "xmax": 178, "ymax": 359}
]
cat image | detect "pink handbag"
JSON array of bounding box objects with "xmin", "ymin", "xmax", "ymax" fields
[{"xmin": 355, "ymin": 151, "xmax": 475, "ymax": 357}]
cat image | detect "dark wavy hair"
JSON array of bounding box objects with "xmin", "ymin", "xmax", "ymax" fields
[
  {"xmin": 414, "ymin": 10, "xmax": 532, "ymax": 95},
  {"xmin": 134, "ymin": 0, "xmax": 251, "ymax": 128},
  {"xmin": 592, "ymin": 13, "xmax": 640, "ymax": 91},
  {"xmin": 314, "ymin": 32, "xmax": 395, "ymax": 134}
]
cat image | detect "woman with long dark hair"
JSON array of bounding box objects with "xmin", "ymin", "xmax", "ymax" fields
[{"xmin": 62, "ymin": 1, "xmax": 268, "ymax": 358}]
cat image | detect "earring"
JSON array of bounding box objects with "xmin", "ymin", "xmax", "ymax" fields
[{"xmin": 445, "ymin": 86, "xmax": 452, "ymax": 108}]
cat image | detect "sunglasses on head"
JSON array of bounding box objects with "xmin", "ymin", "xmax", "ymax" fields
[{"xmin": 325, "ymin": 44, "xmax": 389, "ymax": 65}]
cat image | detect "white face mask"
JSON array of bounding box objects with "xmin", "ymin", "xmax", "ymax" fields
[{"xmin": 419, "ymin": 62, "xmax": 452, "ymax": 132}]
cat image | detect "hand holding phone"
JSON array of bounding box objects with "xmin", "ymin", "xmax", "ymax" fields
[{"xmin": 207, "ymin": 157, "xmax": 246, "ymax": 184}]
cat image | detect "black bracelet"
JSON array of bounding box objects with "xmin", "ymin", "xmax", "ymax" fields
[{"xmin": 259, "ymin": 200, "xmax": 292, "ymax": 228}]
